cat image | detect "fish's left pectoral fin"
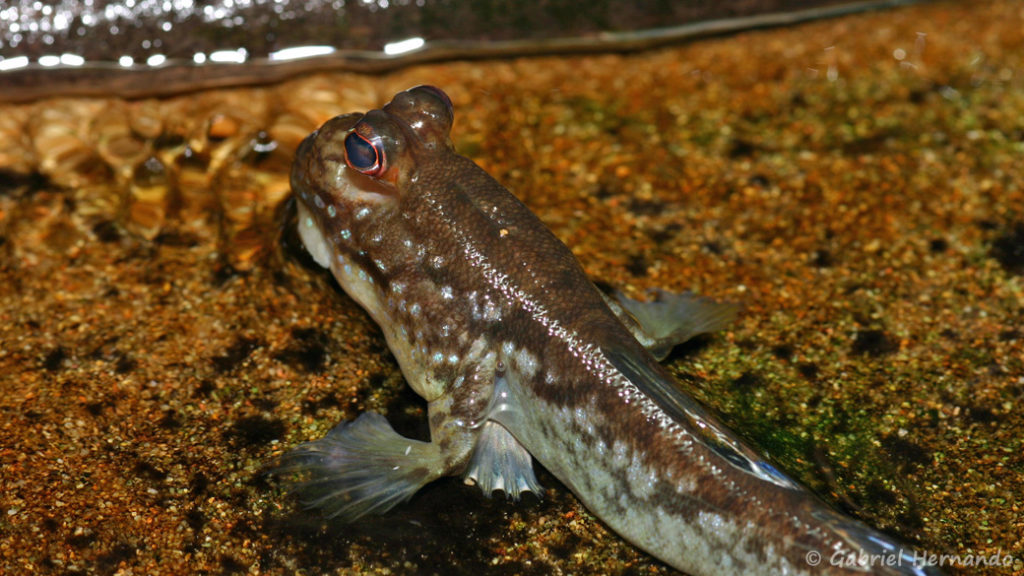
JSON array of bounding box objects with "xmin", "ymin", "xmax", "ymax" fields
[
  {"xmin": 607, "ymin": 289, "xmax": 740, "ymax": 360},
  {"xmin": 277, "ymin": 411, "xmax": 444, "ymax": 521},
  {"xmin": 464, "ymin": 421, "xmax": 543, "ymax": 500}
]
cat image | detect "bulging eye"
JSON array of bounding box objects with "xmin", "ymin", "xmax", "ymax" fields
[{"xmin": 344, "ymin": 132, "xmax": 384, "ymax": 176}]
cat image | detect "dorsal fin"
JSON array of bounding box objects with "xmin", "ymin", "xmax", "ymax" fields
[{"xmin": 603, "ymin": 345, "xmax": 799, "ymax": 490}]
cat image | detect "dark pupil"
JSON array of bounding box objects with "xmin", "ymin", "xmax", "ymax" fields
[{"xmin": 345, "ymin": 133, "xmax": 380, "ymax": 172}]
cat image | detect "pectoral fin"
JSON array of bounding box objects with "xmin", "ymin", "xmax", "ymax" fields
[
  {"xmin": 278, "ymin": 412, "xmax": 445, "ymax": 521},
  {"xmin": 605, "ymin": 289, "xmax": 739, "ymax": 360}
]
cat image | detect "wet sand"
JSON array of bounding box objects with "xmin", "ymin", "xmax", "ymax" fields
[{"xmin": 1, "ymin": 0, "xmax": 1022, "ymax": 574}]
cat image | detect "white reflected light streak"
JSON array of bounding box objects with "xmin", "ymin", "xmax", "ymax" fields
[
  {"xmin": 269, "ymin": 45, "xmax": 335, "ymax": 61},
  {"xmin": 383, "ymin": 37, "xmax": 424, "ymax": 56},
  {"xmin": 60, "ymin": 53, "xmax": 85, "ymax": 66},
  {"xmin": 209, "ymin": 48, "xmax": 247, "ymax": 63},
  {"xmin": 0, "ymin": 55, "xmax": 29, "ymax": 71}
]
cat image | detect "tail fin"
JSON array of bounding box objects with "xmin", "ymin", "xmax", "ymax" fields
[{"xmin": 809, "ymin": 507, "xmax": 947, "ymax": 575}]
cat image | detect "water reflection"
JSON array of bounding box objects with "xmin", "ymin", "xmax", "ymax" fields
[{"xmin": 0, "ymin": 0, "xmax": 915, "ymax": 100}]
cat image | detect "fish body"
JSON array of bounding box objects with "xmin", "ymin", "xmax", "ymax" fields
[{"xmin": 284, "ymin": 86, "xmax": 941, "ymax": 576}]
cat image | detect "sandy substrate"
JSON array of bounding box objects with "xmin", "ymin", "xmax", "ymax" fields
[{"xmin": 1, "ymin": 1, "xmax": 1022, "ymax": 574}]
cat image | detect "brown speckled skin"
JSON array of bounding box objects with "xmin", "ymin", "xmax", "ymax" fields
[{"xmin": 289, "ymin": 86, "xmax": 942, "ymax": 576}]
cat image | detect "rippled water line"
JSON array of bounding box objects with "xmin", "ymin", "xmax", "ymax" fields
[{"xmin": 0, "ymin": 0, "xmax": 923, "ymax": 102}]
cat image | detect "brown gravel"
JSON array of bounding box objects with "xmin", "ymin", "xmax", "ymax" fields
[{"xmin": 2, "ymin": 1, "xmax": 1023, "ymax": 575}]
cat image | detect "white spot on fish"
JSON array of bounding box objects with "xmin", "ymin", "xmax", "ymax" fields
[
  {"xmin": 483, "ymin": 299, "xmax": 501, "ymax": 322},
  {"xmin": 327, "ymin": 205, "xmax": 337, "ymax": 218},
  {"xmin": 515, "ymin": 346, "xmax": 538, "ymax": 378}
]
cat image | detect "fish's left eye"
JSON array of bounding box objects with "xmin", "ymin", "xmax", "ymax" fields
[{"xmin": 344, "ymin": 132, "xmax": 385, "ymax": 176}]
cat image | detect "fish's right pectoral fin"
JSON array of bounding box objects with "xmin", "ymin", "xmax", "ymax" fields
[
  {"xmin": 464, "ymin": 421, "xmax": 543, "ymax": 499},
  {"xmin": 277, "ymin": 411, "xmax": 443, "ymax": 521}
]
